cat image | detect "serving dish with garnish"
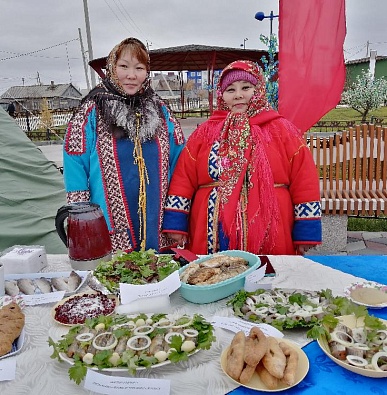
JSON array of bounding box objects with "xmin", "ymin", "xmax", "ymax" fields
[
  {"xmin": 90, "ymin": 249, "xmax": 180, "ymax": 294},
  {"xmin": 316, "ymin": 314, "xmax": 387, "ymax": 378},
  {"xmin": 49, "ymin": 313, "xmax": 216, "ymax": 384},
  {"xmin": 178, "ymin": 250, "xmax": 260, "ymax": 304},
  {"xmin": 228, "ymin": 288, "xmax": 348, "ymax": 331}
]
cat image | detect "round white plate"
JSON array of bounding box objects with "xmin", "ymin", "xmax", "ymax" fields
[
  {"xmin": 220, "ymin": 338, "xmax": 309, "ymax": 392},
  {"xmin": 317, "ymin": 315, "xmax": 387, "ymax": 378},
  {"xmin": 344, "ymin": 281, "xmax": 387, "ymax": 309}
]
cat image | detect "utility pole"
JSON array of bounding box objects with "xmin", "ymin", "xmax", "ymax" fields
[
  {"xmin": 78, "ymin": 28, "xmax": 91, "ymax": 91},
  {"xmin": 83, "ymin": 0, "xmax": 96, "ymax": 88}
]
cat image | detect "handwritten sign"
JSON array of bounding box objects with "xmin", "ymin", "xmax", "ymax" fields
[
  {"xmin": 210, "ymin": 315, "xmax": 283, "ymax": 338},
  {"xmin": 120, "ymin": 271, "xmax": 181, "ymax": 304},
  {"xmin": 84, "ymin": 369, "xmax": 170, "ymax": 395},
  {"xmin": 0, "ymin": 357, "xmax": 16, "ymax": 382},
  {"xmin": 22, "ymin": 290, "xmax": 65, "ymax": 306},
  {"xmin": 244, "ymin": 264, "xmax": 267, "ymax": 292}
]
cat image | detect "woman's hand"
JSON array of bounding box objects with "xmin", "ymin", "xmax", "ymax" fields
[
  {"xmin": 295, "ymin": 244, "xmax": 315, "ymax": 255},
  {"xmin": 166, "ymin": 232, "xmax": 187, "ymax": 247}
]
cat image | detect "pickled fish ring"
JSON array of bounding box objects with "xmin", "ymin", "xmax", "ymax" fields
[
  {"xmin": 346, "ymin": 355, "xmax": 368, "ymax": 367},
  {"xmin": 254, "ymin": 306, "xmax": 269, "ymax": 314},
  {"xmin": 112, "ymin": 322, "xmax": 136, "ymax": 331},
  {"xmin": 172, "ymin": 319, "xmax": 192, "ymax": 329},
  {"xmin": 134, "ymin": 325, "xmax": 154, "ymax": 335},
  {"xmin": 165, "ymin": 332, "xmax": 185, "ymax": 344},
  {"xmin": 153, "ymin": 319, "xmax": 175, "ymax": 329},
  {"xmin": 183, "ymin": 329, "xmax": 198, "ymax": 337},
  {"xmin": 371, "ymin": 351, "xmax": 387, "ymax": 371},
  {"xmin": 331, "ymin": 331, "xmax": 354, "ymax": 346},
  {"xmin": 76, "ymin": 333, "xmax": 95, "ymax": 342},
  {"xmin": 92, "ymin": 332, "xmax": 118, "ymax": 350},
  {"xmin": 127, "ymin": 335, "xmax": 151, "ymax": 351}
]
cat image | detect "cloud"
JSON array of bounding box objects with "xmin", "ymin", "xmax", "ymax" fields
[{"xmin": 0, "ymin": 0, "xmax": 386, "ymax": 95}]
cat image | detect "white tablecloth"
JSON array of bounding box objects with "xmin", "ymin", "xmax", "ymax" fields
[{"xmin": 0, "ymin": 255, "xmax": 364, "ymax": 395}]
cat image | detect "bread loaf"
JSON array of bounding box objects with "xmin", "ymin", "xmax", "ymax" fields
[{"xmin": 0, "ymin": 302, "xmax": 25, "ymax": 356}]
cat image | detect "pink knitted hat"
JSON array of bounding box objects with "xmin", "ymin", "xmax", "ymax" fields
[{"xmin": 220, "ymin": 69, "xmax": 258, "ymax": 92}]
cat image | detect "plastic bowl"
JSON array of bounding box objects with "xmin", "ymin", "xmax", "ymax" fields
[{"xmin": 179, "ymin": 250, "xmax": 260, "ymax": 304}]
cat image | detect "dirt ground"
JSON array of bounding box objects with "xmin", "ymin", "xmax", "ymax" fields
[{"xmin": 178, "ymin": 116, "xmax": 207, "ymax": 137}]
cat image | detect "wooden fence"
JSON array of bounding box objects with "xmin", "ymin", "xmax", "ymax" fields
[
  {"xmin": 304, "ymin": 124, "xmax": 387, "ymax": 217},
  {"xmin": 15, "ymin": 111, "xmax": 73, "ymax": 132}
]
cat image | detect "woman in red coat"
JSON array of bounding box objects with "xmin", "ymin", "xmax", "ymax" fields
[{"xmin": 163, "ymin": 60, "xmax": 322, "ymax": 255}]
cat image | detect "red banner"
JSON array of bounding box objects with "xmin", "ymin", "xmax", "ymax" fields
[{"xmin": 278, "ymin": 0, "xmax": 346, "ymax": 135}]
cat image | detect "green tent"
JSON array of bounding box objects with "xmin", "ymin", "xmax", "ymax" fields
[{"xmin": 0, "ymin": 108, "xmax": 67, "ymax": 254}]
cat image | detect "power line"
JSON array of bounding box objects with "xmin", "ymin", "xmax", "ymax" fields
[
  {"xmin": 114, "ymin": 0, "xmax": 143, "ymax": 35},
  {"xmin": 0, "ymin": 38, "xmax": 79, "ymax": 62},
  {"xmin": 103, "ymin": 0, "xmax": 132, "ymax": 35},
  {"xmin": 0, "ymin": 50, "xmax": 81, "ymax": 61}
]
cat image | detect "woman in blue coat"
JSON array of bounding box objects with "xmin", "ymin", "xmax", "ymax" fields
[{"xmin": 63, "ymin": 37, "xmax": 185, "ymax": 252}]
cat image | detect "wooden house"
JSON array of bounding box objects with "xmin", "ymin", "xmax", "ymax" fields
[{"xmin": 0, "ymin": 82, "xmax": 83, "ymax": 113}]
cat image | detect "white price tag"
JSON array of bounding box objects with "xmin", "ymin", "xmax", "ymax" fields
[{"xmin": 84, "ymin": 369, "xmax": 170, "ymax": 394}]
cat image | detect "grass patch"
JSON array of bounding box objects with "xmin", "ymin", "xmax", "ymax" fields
[
  {"xmin": 348, "ymin": 216, "xmax": 387, "ymax": 232},
  {"xmin": 320, "ymin": 106, "xmax": 387, "ymax": 123}
]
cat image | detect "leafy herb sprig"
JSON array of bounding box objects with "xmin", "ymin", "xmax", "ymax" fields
[{"xmin": 93, "ymin": 249, "xmax": 180, "ymax": 292}]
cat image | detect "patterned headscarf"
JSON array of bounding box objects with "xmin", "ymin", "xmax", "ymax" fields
[
  {"xmin": 83, "ymin": 37, "xmax": 183, "ymax": 142},
  {"xmin": 215, "ymin": 60, "xmax": 279, "ymax": 253},
  {"xmin": 105, "ymin": 37, "xmax": 151, "ymax": 97}
]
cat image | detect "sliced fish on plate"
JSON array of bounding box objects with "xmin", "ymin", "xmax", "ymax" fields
[
  {"xmin": 17, "ymin": 279, "xmax": 36, "ymax": 295},
  {"xmin": 4, "ymin": 271, "xmax": 84, "ymax": 296},
  {"xmin": 35, "ymin": 278, "xmax": 53, "ymax": 293},
  {"xmin": 4, "ymin": 280, "xmax": 20, "ymax": 297}
]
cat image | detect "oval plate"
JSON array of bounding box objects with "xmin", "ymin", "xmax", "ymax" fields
[
  {"xmin": 317, "ymin": 315, "xmax": 387, "ymax": 378},
  {"xmin": 344, "ymin": 281, "xmax": 387, "ymax": 309},
  {"xmin": 51, "ymin": 292, "xmax": 118, "ymax": 326},
  {"xmin": 59, "ymin": 348, "xmax": 200, "ymax": 371},
  {"xmin": 220, "ymin": 338, "xmax": 309, "ymax": 392}
]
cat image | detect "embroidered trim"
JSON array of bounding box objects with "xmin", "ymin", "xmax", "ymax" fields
[
  {"xmin": 65, "ymin": 102, "xmax": 94, "ymax": 154},
  {"xmin": 110, "ymin": 229, "xmax": 132, "ymax": 252},
  {"xmin": 294, "ymin": 201, "xmax": 322, "ymax": 219},
  {"xmin": 66, "ymin": 190, "xmax": 90, "ymax": 203},
  {"xmin": 98, "ymin": 116, "xmax": 134, "ymax": 251},
  {"xmin": 165, "ymin": 195, "xmax": 191, "ymax": 212},
  {"xmin": 157, "ymin": 117, "xmax": 171, "ymax": 250},
  {"xmin": 207, "ymin": 188, "xmax": 218, "ymax": 254}
]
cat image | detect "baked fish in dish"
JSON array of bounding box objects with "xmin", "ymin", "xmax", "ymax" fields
[{"xmin": 180, "ymin": 254, "xmax": 249, "ymax": 286}]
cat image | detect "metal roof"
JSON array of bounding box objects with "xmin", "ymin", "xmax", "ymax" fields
[
  {"xmin": 346, "ymin": 55, "xmax": 387, "ymax": 65},
  {"xmin": 1, "ymin": 83, "xmax": 82, "ymax": 99},
  {"xmin": 89, "ymin": 44, "xmax": 273, "ymax": 78}
]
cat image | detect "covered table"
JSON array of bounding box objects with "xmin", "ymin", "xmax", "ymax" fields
[{"xmin": 0, "ymin": 254, "xmax": 386, "ymax": 395}]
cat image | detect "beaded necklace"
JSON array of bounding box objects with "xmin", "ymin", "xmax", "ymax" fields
[{"xmin": 133, "ymin": 112, "xmax": 149, "ymax": 250}]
